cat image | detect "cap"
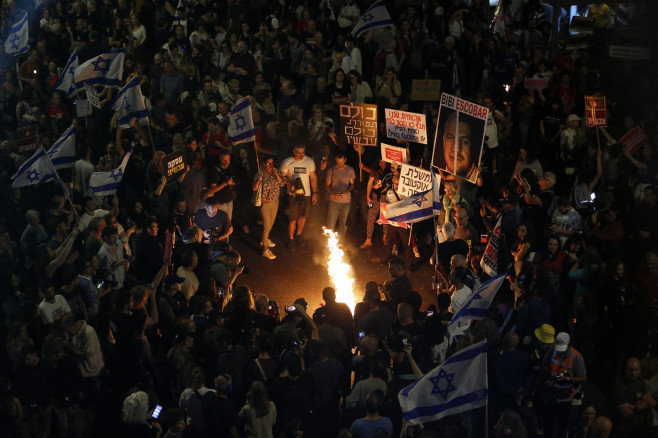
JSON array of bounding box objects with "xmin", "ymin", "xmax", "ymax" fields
[
  {"xmin": 554, "ymin": 332, "xmax": 570, "ymax": 352},
  {"xmin": 534, "ymin": 324, "xmax": 555, "ymax": 344},
  {"xmin": 270, "ymin": 17, "xmax": 280, "ymax": 29},
  {"xmin": 567, "ymin": 114, "xmax": 582, "ymax": 123},
  {"xmin": 164, "ymin": 274, "xmax": 185, "ymax": 287}
]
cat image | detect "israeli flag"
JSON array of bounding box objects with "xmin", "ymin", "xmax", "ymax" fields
[
  {"xmin": 47, "ymin": 125, "xmax": 76, "ymax": 169},
  {"xmin": 88, "ymin": 147, "xmax": 132, "ymax": 197},
  {"xmin": 112, "ymin": 77, "xmax": 149, "ymax": 129},
  {"xmin": 74, "ymin": 49, "xmax": 125, "ymax": 89},
  {"xmin": 4, "ymin": 12, "xmax": 29, "ymax": 56},
  {"xmin": 55, "ymin": 51, "xmax": 79, "ymax": 96},
  {"xmin": 351, "ymin": 0, "xmax": 394, "ymax": 39},
  {"xmin": 228, "ymin": 97, "xmax": 256, "ymax": 145},
  {"xmin": 11, "ymin": 147, "xmax": 59, "ymax": 188},
  {"xmin": 399, "ymin": 340, "xmax": 488, "ymax": 425},
  {"xmin": 383, "ymin": 172, "xmax": 441, "ymax": 223},
  {"xmin": 447, "ymin": 273, "xmax": 507, "ymax": 338}
]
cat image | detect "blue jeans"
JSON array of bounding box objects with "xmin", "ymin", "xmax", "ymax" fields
[{"xmin": 327, "ymin": 201, "xmax": 351, "ymax": 237}]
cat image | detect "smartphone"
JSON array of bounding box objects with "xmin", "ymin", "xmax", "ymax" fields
[
  {"xmin": 97, "ymin": 280, "xmax": 105, "ymax": 290},
  {"xmin": 358, "ymin": 330, "xmax": 366, "ymax": 341},
  {"xmin": 285, "ymin": 305, "xmax": 296, "ymax": 314},
  {"xmin": 426, "ymin": 310, "xmax": 434, "ymax": 317},
  {"xmin": 480, "ymin": 234, "xmax": 488, "ymax": 244},
  {"xmin": 152, "ymin": 404, "xmax": 162, "ymax": 419},
  {"xmin": 402, "ymin": 338, "xmax": 411, "ymax": 351}
]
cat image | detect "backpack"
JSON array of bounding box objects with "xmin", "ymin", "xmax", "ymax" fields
[{"xmin": 373, "ymin": 49, "xmax": 390, "ymax": 76}]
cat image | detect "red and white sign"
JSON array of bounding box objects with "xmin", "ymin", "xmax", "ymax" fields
[
  {"xmin": 398, "ymin": 163, "xmax": 432, "ymax": 196},
  {"xmin": 524, "ymin": 77, "xmax": 549, "ymax": 91},
  {"xmin": 385, "ymin": 109, "xmax": 428, "ymax": 144},
  {"xmin": 620, "ymin": 126, "xmax": 649, "ymax": 154},
  {"xmin": 584, "ymin": 96, "xmax": 607, "ymax": 127},
  {"xmin": 381, "ymin": 143, "xmax": 408, "ymax": 165},
  {"xmin": 480, "ymin": 217, "xmax": 501, "ymax": 277}
]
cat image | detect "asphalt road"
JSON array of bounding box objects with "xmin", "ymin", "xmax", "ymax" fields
[{"xmin": 229, "ymin": 210, "xmax": 438, "ymax": 315}]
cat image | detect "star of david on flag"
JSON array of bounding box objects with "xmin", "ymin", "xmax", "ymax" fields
[
  {"xmin": 55, "ymin": 51, "xmax": 79, "ymax": 96},
  {"xmin": 88, "ymin": 147, "xmax": 132, "ymax": 197},
  {"xmin": 351, "ymin": 0, "xmax": 394, "ymax": 39},
  {"xmin": 73, "ymin": 49, "xmax": 125, "ymax": 91},
  {"xmin": 383, "ymin": 171, "xmax": 441, "ymax": 224},
  {"xmin": 398, "ymin": 340, "xmax": 488, "ymax": 425},
  {"xmin": 3, "ymin": 12, "xmax": 29, "ymax": 56},
  {"xmin": 12, "ymin": 147, "xmax": 59, "ymax": 188},
  {"xmin": 111, "ymin": 76, "xmax": 149, "ymax": 129},
  {"xmin": 47, "ymin": 125, "xmax": 76, "ymax": 169},
  {"xmin": 228, "ymin": 97, "xmax": 256, "ymax": 145},
  {"xmin": 447, "ymin": 273, "xmax": 507, "ymax": 338}
]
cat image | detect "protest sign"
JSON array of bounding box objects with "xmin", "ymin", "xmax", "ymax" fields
[
  {"xmin": 163, "ymin": 148, "xmax": 187, "ymax": 181},
  {"xmin": 609, "ymin": 46, "xmax": 651, "ymax": 61},
  {"xmin": 84, "ymin": 83, "xmax": 100, "ymax": 109},
  {"xmin": 381, "ymin": 143, "xmax": 408, "ymax": 165},
  {"xmin": 340, "ymin": 103, "xmax": 377, "ymax": 146},
  {"xmin": 17, "ymin": 125, "xmax": 38, "ymax": 154},
  {"xmin": 398, "ymin": 163, "xmax": 432, "ymax": 196},
  {"xmin": 620, "ymin": 126, "xmax": 649, "ymax": 154},
  {"xmin": 524, "ymin": 77, "xmax": 549, "ymax": 91},
  {"xmin": 385, "ymin": 109, "xmax": 427, "ymax": 144},
  {"xmin": 75, "ymin": 99, "xmax": 92, "ymax": 117},
  {"xmin": 410, "ymin": 79, "xmax": 441, "ymax": 101},
  {"xmin": 584, "ymin": 96, "xmax": 607, "ymax": 127},
  {"xmin": 431, "ymin": 93, "xmax": 488, "ymax": 184},
  {"xmin": 480, "ymin": 217, "xmax": 501, "ymax": 277}
]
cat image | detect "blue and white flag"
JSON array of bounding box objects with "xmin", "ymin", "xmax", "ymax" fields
[
  {"xmin": 228, "ymin": 97, "xmax": 256, "ymax": 145},
  {"xmin": 4, "ymin": 12, "xmax": 29, "ymax": 56},
  {"xmin": 74, "ymin": 49, "xmax": 125, "ymax": 89},
  {"xmin": 399, "ymin": 341, "xmax": 488, "ymax": 425},
  {"xmin": 88, "ymin": 147, "xmax": 132, "ymax": 197},
  {"xmin": 351, "ymin": 0, "xmax": 394, "ymax": 39},
  {"xmin": 11, "ymin": 147, "xmax": 59, "ymax": 188},
  {"xmin": 111, "ymin": 77, "xmax": 149, "ymax": 129},
  {"xmin": 55, "ymin": 51, "xmax": 79, "ymax": 95},
  {"xmin": 383, "ymin": 172, "xmax": 441, "ymax": 223},
  {"xmin": 447, "ymin": 273, "xmax": 507, "ymax": 337},
  {"xmin": 47, "ymin": 125, "xmax": 76, "ymax": 169}
]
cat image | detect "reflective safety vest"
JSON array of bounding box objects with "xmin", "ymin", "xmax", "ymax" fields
[{"xmin": 549, "ymin": 347, "xmax": 583, "ymax": 403}]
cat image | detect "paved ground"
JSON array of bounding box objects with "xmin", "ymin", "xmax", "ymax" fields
[{"xmin": 229, "ymin": 210, "xmax": 438, "ymax": 314}]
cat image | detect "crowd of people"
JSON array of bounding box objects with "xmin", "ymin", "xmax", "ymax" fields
[{"xmin": 0, "ymin": 0, "xmax": 657, "ymax": 437}]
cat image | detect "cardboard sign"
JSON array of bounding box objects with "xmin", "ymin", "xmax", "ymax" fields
[
  {"xmin": 340, "ymin": 103, "xmax": 377, "ymax": 146},
  {"xmin": 410, "ymin": 79, "xmax": 441, "ymax": 101},
  {"xmin": 584, "ymin": 96, "xmax": 607, "ymax": 127},
  {"xmin": 431, "ymin": 93, "xmax": 488, "ymax": 184},
  {"xmin": 16, "ymin": 124, "xmax": 38, "ymax": 154},
  {"xmin": 84, "ymin": 83, "xmax": 100, "ymax": 109},
  {"xmin": 609, "ymin": 46, "xmax": 651, "ymax": 61},
  {"xmin": 381, "ymin": 143, "xmax": 408, "ymax": 165},
  {"xmin": 398, "ymin": 163, "xmax": 432, "ymax": 196},
  {"xmin": 163, "ymin": 148, "xmax": 187, "ymax": 181},
  {"xmin": 75, "ymin": 99, "xmax": 92, "ymax": 117},
  {"xmin": 385, "ymin": 109, "xmax": 427, "ymax": 144},
  {"xmin": 480, "ymin": 217, "xmax": 501, "ymax": 277},
  {"xmin": 524, "ymin": 77, "xmax": 549, "ymax": 91},
  {"xmin": 620, "ymin": 126, "xmax": 649, "ymax": 154}
]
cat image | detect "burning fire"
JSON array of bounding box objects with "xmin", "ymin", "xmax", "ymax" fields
[{"xmin": 322, "ymin": 227, "xmax": 356, "ymax": 312}]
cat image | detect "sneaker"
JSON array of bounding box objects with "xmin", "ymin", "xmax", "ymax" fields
[
  {"xmin": 296, "ymin": 235, "xmax": 307, "ymax": 248},
  {"xmin": 268, "ymin": 239, "xmax": 276, "ymax": 248},
  {"xmin": 392, "ymin": 245, "xmax": 398, "ymax": 256},
  {"xmin": 262, "ymin": 249, "xmax": 276, "ymax": 260},
  {"xmin": 287, "ymin": 238, "xmax": 296, "ymax": 250}
]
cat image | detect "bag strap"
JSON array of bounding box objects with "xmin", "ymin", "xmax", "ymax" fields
[{"xmin": 254, "ymin": 358, "xmax": 268, "ymax": 383}]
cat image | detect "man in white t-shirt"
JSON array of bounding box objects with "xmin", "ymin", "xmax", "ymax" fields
[
  {"xmin": 78, "ymin": 196, "xmax": 118, "ymax": 231},
  {"xmin": 38, "ymin": 283, "xmax": 72, "ymax": 325},
  {"xmin": 280, "ymin": 144, "xmax": 318, "ymax": 249}
]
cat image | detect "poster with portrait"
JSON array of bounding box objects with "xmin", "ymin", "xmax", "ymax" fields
[{"xmin": 431, "ymin": 93, "xmax": 488, "ymax": 184}]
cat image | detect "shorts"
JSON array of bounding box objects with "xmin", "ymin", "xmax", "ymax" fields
[{"xmin": 286, "ymin": 194, "xmax": 311, "ymax": 221}]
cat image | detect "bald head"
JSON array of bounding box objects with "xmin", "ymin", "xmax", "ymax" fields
[
  {"xmin": 450, "ymin": 254, "xmax": 467, "ymax": 270},
  {"xmin": 625, "ymin": 357, "xmax": 641, "ymax": 381},
  {"xmin": 590, "ymin": 416, "xmax": 612, "ymax": 438}
]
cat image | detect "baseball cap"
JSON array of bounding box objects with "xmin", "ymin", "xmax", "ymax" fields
[
  {"xmin": 554, "ymin": 332, "xmax": 570, "ymax": 352},
  {"xmin": 534, "ymin": 324, "xmax": 555, "ymax": 344},
  {"xmin": 164, "ymin": 274, "xmax": 185, "ymax": 287},
  {"xmin": 567, "ymin": 114, "xmax": 582, "ymax": 123}
]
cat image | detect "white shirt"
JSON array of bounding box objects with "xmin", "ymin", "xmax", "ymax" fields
[
  {"xmin": 38, "ymin": 295, "xmax": 71, "ymax": 324},
  {"xmin": 450, "ymin": 285, "xmax": 473, "ymax": 314},
  {"xmin": 97, "ymin": 242, "xmax": 126, "ymax": 289},
  {"xmin": 79, "ymin": 208, "xmax": 109, "ymax": 231},
  {"xmin": 280, "ymin": 155, "xmax": 316, "ymax": 196}
]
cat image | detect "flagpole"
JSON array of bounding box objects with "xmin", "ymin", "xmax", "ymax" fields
[{"xmin": 16, "ymin": 62, "xmax": 22, "ymax": 91}]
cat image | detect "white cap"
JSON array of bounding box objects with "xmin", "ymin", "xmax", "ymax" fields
[{"xmin": 554, "ymin": 332, "xmax": 570, "ymax": 352}]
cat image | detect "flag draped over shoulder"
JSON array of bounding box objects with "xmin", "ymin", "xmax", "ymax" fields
[
  {"xmin": 55, "ymin": 51, "xmax": 79, "ymax": 96},
  {"xmin": 399, "ymin": 341, "xmax": 488, "ymax": 425},
  {"xmin": 3, "ymin": 12, "xmax": 29, "ymax": 56},
  {"xmin": 228, "ymin": 97, "xmax": 256, "ymax": 144},
  {"xmin": 11, "ymin": 147, "xmax": 59, "ymax": 188},
  {"xmin": 447, "ymin": 274, "xmax": 507, "ymax": 337},
  {"xmin": 383, "ymin": 172, "xmax": 441, "ymax": 223},
  {"xmin": 47, "ymin": 125, "xmax": 76, "ymax": 169},
  {"xmin": 74, "ymin": 49, "xmax": 125, "ymax": 89},
  {"xmin": 111, "ymin": 77, "xmax": 149, "ymax": 129},
  {"xmin": 88, "ymin": 147, "xmax": 132, "ymax": 197},
  {"xmin": 351, "ymin": 0, "xmax": 394, "ymax": 39}
]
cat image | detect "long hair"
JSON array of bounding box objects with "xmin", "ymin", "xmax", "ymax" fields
[
  {"xmin": 247, "ymin": 381, "xmax": 271, "ymax": 417},
  {"xmin": 121, "ymin": 391, "xmax": 149, "ymax": 424}
]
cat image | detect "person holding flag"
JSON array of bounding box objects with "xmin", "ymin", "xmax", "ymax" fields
[
  {"xmin": 3, "ymin": 12, "xmax": 29, "ymax": 57},
  {"xmin": 111, "ymin": 76, "xmax": 149, "ymax": 129},
  {"xmin": 47, "ymin": 124, "xmax": 76, "ymax": 170}
]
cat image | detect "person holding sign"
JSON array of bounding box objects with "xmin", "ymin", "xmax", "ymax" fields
[{"xmin": 441, "ymin": 112, "xmax": 478, "ymax": 182}]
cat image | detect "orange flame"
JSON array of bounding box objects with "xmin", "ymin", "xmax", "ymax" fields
[{"xmin": 323, "ymin": 227, "xmax": 356, "ymax": 313}]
